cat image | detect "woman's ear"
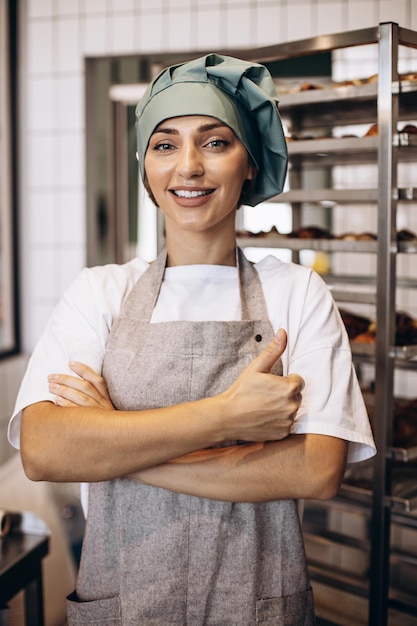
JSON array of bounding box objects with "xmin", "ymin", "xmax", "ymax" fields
[
  {"xmin": 239, "ymin": 175, "xmax": 257, "ymax": 207},
  {"xmin": 143, "ymin": 175, "xmax": 159, "ymax": 208},
  {"xmin": 246, "ymin": 161, "xmax": 257, "ymax": 181}
]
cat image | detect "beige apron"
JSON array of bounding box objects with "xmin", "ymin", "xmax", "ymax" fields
[{"xmin": 66, "ymin": 248, "xmax": 315, "ymax": 625}]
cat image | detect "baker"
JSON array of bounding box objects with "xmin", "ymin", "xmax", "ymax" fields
[{"xmin": 10, "ymin": 53, "xmax": 376, "ymax": 625}]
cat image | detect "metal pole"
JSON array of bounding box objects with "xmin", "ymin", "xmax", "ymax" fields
[{"xmin": 368, "ymin": 22, "xmax": 399, "ymax": 626}]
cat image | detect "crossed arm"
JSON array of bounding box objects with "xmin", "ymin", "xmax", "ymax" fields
[{"xmin": 20, "ymin": 330, "xmax": 347, "ymax": 502}]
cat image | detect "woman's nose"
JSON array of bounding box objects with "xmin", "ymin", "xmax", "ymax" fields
[{"xmin": 176, "ymin": 143, "xmax": 204, "ymax": 178}]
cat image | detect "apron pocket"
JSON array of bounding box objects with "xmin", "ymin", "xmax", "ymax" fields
[
  {"xmin": 66, "ymin": 591, "xmax": 122, "ymax": 625},
  {"xmin": 256, "ymin": 588, "xmax": 315, "ymax": 625}
]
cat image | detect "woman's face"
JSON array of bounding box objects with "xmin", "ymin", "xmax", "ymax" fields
[{"xmin": 144, "ymin": 115, "xmax": 255, "ymax": 235}]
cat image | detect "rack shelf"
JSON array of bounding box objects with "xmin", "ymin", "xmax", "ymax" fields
[
  {"xmin": 339, "ymin": 483, "xmax": 417, "ymax": 514},
  {"xmin": 277, "ymin": 79, "xmax": 417, "ymax": 126},
  {"xmin": 273, "ymin": 186, "xmax": 417, "ymax": 204},
  {"xmin": 238, "ymin": 236, "xmax": 417, "ymax": 254},
  {"xmin": 351, "ymin": 342, "xmax": 417, "ymax": 361},
  {"xmin": 238, "ymin": 236, "xmax": 378, "ymax": 252},
  {"xmin": 285, "ymin": 135, "xmax": 417, "ymax": 166}
]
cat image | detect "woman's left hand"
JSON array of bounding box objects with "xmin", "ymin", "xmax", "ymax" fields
[{"xmin": 48, "ymin": 362, "xmax": 114, "ymax": 409}]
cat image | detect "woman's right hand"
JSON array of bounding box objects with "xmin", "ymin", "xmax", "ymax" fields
[
  {"xmin": 218, "ymin": 328, "xmax": 304, "ymax": 442},
  {"xmin": 48, "ymin": 362, "xmax": 114, "ymax": 410}
]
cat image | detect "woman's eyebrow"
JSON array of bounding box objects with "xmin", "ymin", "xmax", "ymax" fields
[
  {"xmin": 153, "ymin": 121, "xmax": 228, "ymax": 135},
  {"xmin": 153, "ymin": 127, "xmax": 178, "ymax": 136},
  {"xmin": 198, "ymin": 122, "xmax": 228, "ymax": 132}
]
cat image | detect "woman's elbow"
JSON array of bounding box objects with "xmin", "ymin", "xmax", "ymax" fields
[
  {"xmin": 20, "ymin": 453, "xmax": 43, "ymax": 482},
  {"xmin": 311, "ymin": 462, "xmax": 346, "ymax": 500},
  {"xmin": 308, "ymin": 438, "xmax": 348, "ymax": 500},
  {"xmin": 313, "ymin": 471, "xmax": 344, "ymax": 500},
  {"xmin": 20, "ymin": 406, "xmax": 53, "ymax": 482},
  {"xmin": 20, "ymin": 432, "xmax": 50, "ymax": 482}
]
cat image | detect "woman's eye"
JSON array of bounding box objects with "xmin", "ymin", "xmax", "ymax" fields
[
  {"xmin": 205, "ymin": 139, "xmax": 230, "ymax": 149},
  {"xmin": 153, "ymin": 142, "xmax": 175, "ymax": 151}
]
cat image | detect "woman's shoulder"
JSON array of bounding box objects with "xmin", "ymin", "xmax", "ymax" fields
[
  {"xmin": 254, "ymin": 253, "xmax": 315, "ymax": 283},
  {"xmin": 253, "ymin": 254, "xmax": 331, "ymax": 310},
  {"xmin": 79, "ymin": 256, "xmax": 149, "ymax": 292},
  {"xmin": 61, "ymin": 257, "xmax": 150, "ymax": 318}
]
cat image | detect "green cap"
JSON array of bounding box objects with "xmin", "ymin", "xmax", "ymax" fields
[{"xmin": 135, "ymin": 53, "xmax": 288, "ymax": 207}]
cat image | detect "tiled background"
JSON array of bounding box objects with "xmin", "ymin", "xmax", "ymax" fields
[{"xmin": 1, "ymin": 0, "xmax": 417, "ymax": 462}]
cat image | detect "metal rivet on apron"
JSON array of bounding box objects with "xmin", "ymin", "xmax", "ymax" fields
[{"xmin": 255, "ymin": 334, "xmax": 262, "ymax": 342}]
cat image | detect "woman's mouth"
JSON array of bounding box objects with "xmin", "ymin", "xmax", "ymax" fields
[{"xmin": 171, "ymin": 189, "xmax": 214, "ymax": 198}]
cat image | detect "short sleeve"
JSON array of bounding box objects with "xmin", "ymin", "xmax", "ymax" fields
[
  {"xmin": 256, "ymin": 256, "xmax": 376, "ymax": 464},
  {"xmin": 8, "ymin": 259, "xmax": 146, "ymax": 449}
]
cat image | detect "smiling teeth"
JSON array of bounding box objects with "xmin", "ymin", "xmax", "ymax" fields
[{"xmin": 174, "ymin": 189, "xmax": 212, "ymax": 198}]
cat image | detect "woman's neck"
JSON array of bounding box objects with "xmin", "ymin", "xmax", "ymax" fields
[{"xmin": 165, "ymin": 232, "xmax": 237, "ymax": 267}]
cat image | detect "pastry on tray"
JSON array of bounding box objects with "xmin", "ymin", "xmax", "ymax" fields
[
  {"xmin": 397, "ymin": 228, "xmax": 417, "ymax": 241},
  {"xmin": 288, "ymin": 225, "xmax": 332, "ymax": 239},
  {"xmin": 399, "ymin": 124, "xmax": 417, "ymax": 134},
  {"xmin": 334, "ymin": 232, "xmax": 377, "ymax": 241},
  {"xmin": 341, "ymin": 310, "xmax": 417, "ymax": 346},
  {"xmin": 339, "ymin": 309, "xmax": 371, "ymax": 340}
]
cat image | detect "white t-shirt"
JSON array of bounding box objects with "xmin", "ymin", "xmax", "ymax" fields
[{"xmin": 8, "ymin": 254, "xmax": 376, "ymax": 466}]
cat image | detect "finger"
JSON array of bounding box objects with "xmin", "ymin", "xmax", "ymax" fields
[
  {"xmin": 250, "ymin": 328, "xmax": 287, "ymax": 374},
  {"xmin": 69, "ymin": 362, "xmax": 112, "ymax": 401},
  {"xmin": 48, "ymin": 373, "xmax": 105, "ymax": 406},
  {"xmin": 50, "ymin": 381, "xmax": 107, "ymax": 408},
  {"xmin": 286, "ymin": 373, "xmax": 305, "ymax": 393},
  {"xmin": 50, "ymin": 381, "xmax": 113, "ymax": 410},
  {"xmin": 54, "ymin": 396, "xmax": 78, "ymax": 408},
  {"xmin": 48, "ymin": 373, "xmax": 94, "ymax": 396}
]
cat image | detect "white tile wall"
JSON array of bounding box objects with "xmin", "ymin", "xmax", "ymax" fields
[
  {"xmin": 167, "ymin": 11, "xmax": 194, "ymax": 51},
  {"xmin": 82, "ymin": 15, "xmax": 108, "ymax": 55},
  {"xmin": 136, "ymin": 13, "xmax": 165, "ymax": 52},
  {"xmin": 109, "ymin": 14, "xmax": 136, "ymax": 54},
  {"xmin": 255, "ymin": 5, "xmax": 285, "ymax": 45},
  {"xmin": 83, "ymin": 0, "xmax": 106, "ymax": 15},
  {"xmin": 347, "ymin": 0, "xmax": 378, "ymax": 30},
  {"xmin": 316, "ymin": 1, "xmax": 345, "ymax": 35},
  {"xmin": 27, "ymin": 0, "xmax": 53, "ymax": 19},
  {"xmin": 56, "ymin": 0, "xmax": 80, "ymax": 17},
  {"xmin": 2, "ymin": 0, "xmax": 417, "ymax": 460},
  {"xmin": 27, "ymin": 20, "xmax": 54, "ymax": 73},
  {"xmin": 225, "ymin": 6, "xmax": 256, "ymax": 48},
  {"xmin": 287, "ymin": 3, "xmax": 315, "ymax": 41},
  {"xmin": 379, "ymin": 0, "xmax": 410, "ymax": 25},
  {"xmin": 56, "ymin": 75, "xmax": 84, "ymax": 130},
  {"xmin": 57, "ymin": 19, "xmax": 82, "ymax": 73}
]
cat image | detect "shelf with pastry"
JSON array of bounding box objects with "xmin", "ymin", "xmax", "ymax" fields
[
  {"xmin": 341, "ymin": 462, "xmax": 417, "ymax": 513},
  {"xmin": 238, "ymin": 236, "xmax": 378, "ymax": 253},
  {"xmin": 271, "ymin": 186, "xmax": 417, "ymax": 204},
  {"xmin": 277, "ymin": 77, "xmax": 417, "ymax": 129},
  {"xmin": 340, "ymin": 309, "xmax": 417, "ymax": 361},
  {"xmin": 284, "ymin": 132, "xmax": 417, "ymax": 166},
  {"xmin": 363, "ymin": 391, "xmax": 417, "ymax": 462},
  {"xmin": 339, "ymin": 483, "xmax": 417, "ymax": 513},
  {"xmin": 277, "ymin": 73, "xmax": 417, "ymax": 106},
  {"xmin": 238, "ymin": 220, "xmax": 417, "ymax": 254}
]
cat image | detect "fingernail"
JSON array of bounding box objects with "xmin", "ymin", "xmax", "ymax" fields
[{"xmin": 274, "ymin": 329, "xmax": 284, "ymax": 343}]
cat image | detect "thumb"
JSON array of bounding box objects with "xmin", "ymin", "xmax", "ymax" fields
[{"xmin": 251, "ymin": 328, "xmax": 287, "ymax": 373}]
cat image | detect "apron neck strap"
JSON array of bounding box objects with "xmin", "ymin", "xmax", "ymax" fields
[{"xmin": 236, "ymin": 247, "xmax": 268, "ymax": 320}]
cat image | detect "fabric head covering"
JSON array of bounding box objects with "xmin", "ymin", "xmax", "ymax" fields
[{"xmin": 135, "ymin": 53, "xmax": 287, "ymax": 206}]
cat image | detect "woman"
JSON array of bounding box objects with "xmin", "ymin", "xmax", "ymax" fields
[{"xmin": 10, "ymin": 54, "xmax": 375, "ymax": 624}]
